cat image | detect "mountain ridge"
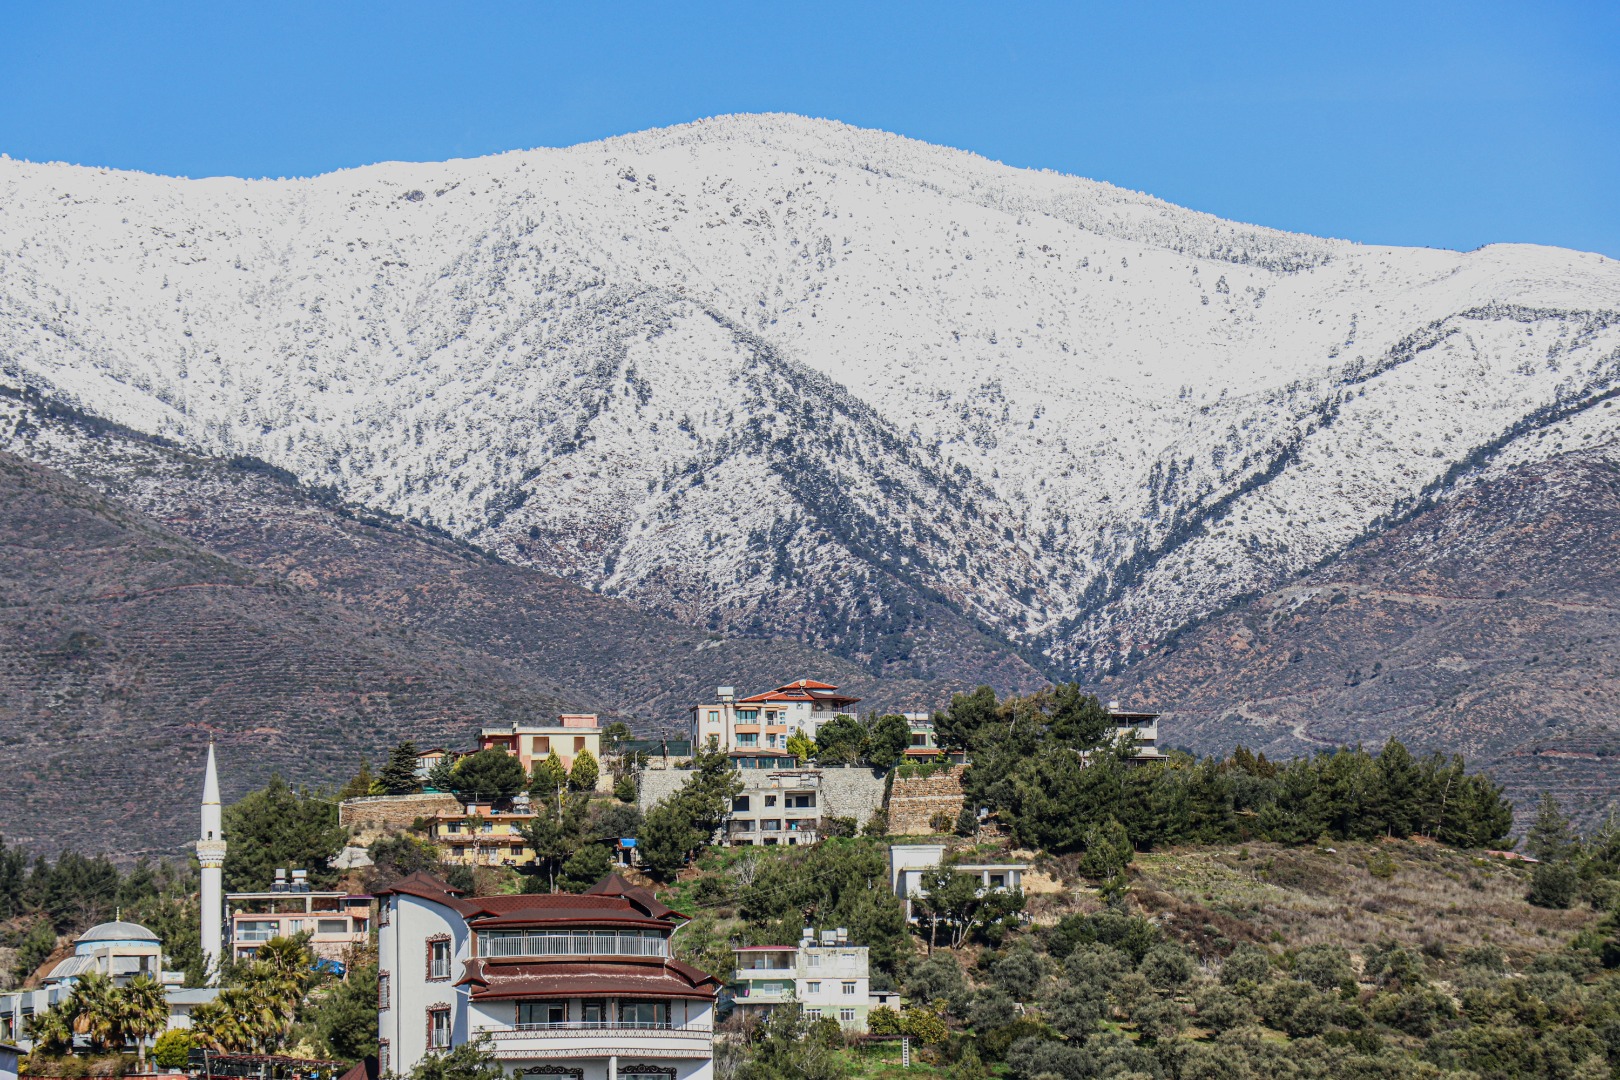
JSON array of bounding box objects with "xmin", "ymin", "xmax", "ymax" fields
[{"xmin": 2, "ymin": 112, "xmax": 1618, "ymax": 680}]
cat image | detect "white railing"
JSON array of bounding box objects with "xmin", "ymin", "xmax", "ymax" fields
[
  {"xmin": 478, "ymin": 931, "xmax": 668, "ymax": 958},
  {"xmin": 485, "ymin": 1024, "xmax": 710, "ymax": 1040}
]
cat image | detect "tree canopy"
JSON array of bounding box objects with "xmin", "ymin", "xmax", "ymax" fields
[{"xmin": 221, "ymin": 775, "xmax": 346, "ymax": 891}]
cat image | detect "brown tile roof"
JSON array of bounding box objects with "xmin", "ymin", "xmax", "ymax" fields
[
  {"xmin": 375, "ymin": 872, "xmax": 686, "ymax": 926},
  {"xmin": 459, "ymin": 956, "xmax": 721, "ymax": 1001}
]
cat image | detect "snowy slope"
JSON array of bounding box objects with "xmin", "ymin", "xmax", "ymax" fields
[{"xmin": 2, "ymin": 113, "xmax": 1618, "ymax": 675}]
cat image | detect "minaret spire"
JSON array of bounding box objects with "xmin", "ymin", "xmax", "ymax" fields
[{"xmin": 198, "ymin": 741, "xmax": 227, "ymax": 984}]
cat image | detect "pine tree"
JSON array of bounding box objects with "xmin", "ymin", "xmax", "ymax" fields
[
  {"xmin": 1525, "ymin": 792, "xmax": 1580, "ymax": 863},
  {"xmin": 379, "ymin": 741, "xmax": 422, "ymax": 796}
]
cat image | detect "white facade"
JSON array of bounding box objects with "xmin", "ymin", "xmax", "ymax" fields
[
  {"xmin": 378, "ymin": 873, "xmax": 718, "ymax": 1080},
  {"xmin": 198, "ymin": 742, "xmax": 226, "ymax": 983},
  {"xmin": 690, "ymin": 680, "xmax": 861, "ymax": 752},
  {"xmin": 731, "ymin": 931, "xmax": 898, "ymax": 1032},
  {"xmin": 888, "ymin": 844, "xmax": 1027, "ymax": 921}
]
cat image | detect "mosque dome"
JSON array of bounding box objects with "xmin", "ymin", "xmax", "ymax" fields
[{"xmin": 75, "ymin": 920, "xmax": 161, "ymax": 945}]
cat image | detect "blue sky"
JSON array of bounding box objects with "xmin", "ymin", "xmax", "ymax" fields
[{"xmin": 2, "ymin": 1, "xmax": 1616, "ymax": 256}]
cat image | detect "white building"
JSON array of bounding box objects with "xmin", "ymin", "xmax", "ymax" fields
[
  {"xmin": 730, "ymin": 929, "xmax": 899, "ymax": 1032},
  {"xmin": 378, "ymin": 871, "xmax": 721, "ymax": 1080},
  {"xmin": 690, "ymin": 680, "xmax": 862, "ymax": 752},
  {"xmin": 888, "ymin": 844, "xmax": 1027, "ymax": 922}
]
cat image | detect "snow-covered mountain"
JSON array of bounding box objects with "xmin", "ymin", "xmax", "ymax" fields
[{"xmin": 3, "ymin": 113, "xmax": 1618, "ymax": 676}]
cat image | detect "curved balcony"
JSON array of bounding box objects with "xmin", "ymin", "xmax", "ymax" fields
[{"xmin": 479, "ymin": 1022, "xmax": 712, "ymax": 1061}]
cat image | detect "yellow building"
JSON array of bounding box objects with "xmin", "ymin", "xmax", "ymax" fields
[{"xmin": 429, "ymin": 801, "xmax": 539, "ymax": 867}]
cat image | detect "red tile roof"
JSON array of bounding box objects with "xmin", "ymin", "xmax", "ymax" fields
[
  {"xmin": 738, "ymin": 678, "xmax": 861, "ymax": 705},
  {"xmin": 459, "ymin": 956, "xmax": 721, "ymax": 1001}
]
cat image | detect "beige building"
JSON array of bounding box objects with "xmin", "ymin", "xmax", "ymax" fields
[
  {"xmin": 690, "ymin": 679, "xmax": 861, "ymax": 752},
  {"xmin": 480, "ymin": 715, "xmax": 609, "ymax": 790},
  {"xmin": 227, "ymin": 872, "xmax": 373, "ymax": 963}
]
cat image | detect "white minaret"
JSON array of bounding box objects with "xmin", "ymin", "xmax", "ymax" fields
[{"xmin": 198, "ymin": 742, "xmax": 226, "ymax": 984}]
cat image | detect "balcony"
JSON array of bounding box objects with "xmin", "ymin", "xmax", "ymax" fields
[
  {"xmin": 477, "ymin": 930, "xmax": 669, "ymax": 959},
  {"xmin": 481, "ymin": 1023, "xmax": 712, "ymax": 1060}
]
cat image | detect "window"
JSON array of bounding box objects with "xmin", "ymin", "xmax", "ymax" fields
[
  {"xmin": 378, "ymin": 899, "xmax": 391, "ymax": 926},
  {"xmin": 574, "ymin": 736, "xmax": 586, "ymax": 752},
  {"xmin": 377, "ymin": 973, "xmax": 390, "ymax": 1010},
  {"xmin": 736, "ymin": 733, "xmax": 758, "ymax": 747},
  {"xmin": 317, "ymin": 919, "xmax": 348, "ymax": 935},
  {"xmin": 427, "ymin": 1007, "xmax": 451, "ymax": 1049},
  {"xmin": 708, "ymin": 711, "xmax": 719, "ymax": 723},
  {"xmin": 620, "ymin": 1000, "xmax": 668, "ymax": 1028},
  {"xmin": 428, "ymin": 937, "xmax": 452, "ymax": 980},
  {"xmin": 842, "ymin": 982, "xmax": 857, "ymax": 995},
  {"xmin": 510, "ymin": 845, "xmax": 524, "ymax": 856},
  {"xmin": 765, "ymin": 795, "xmax": 777, "ymax": 807},
  {"xmin": 805, "ymin": 981, "xmax": 821, "ymax": 994},
  {"xmin": 732, "ymin": 796, "xmax": 750, "ymax": 813},
  {"xmin": 445, "ymin": 821, "xmax": 462, "ymax": 833},
  {"xmin": 840, "ymin": 1008, "xmax": 856, "ymax": 1024},
  {"xmin": 517, "ymin": 1001, "xmax": 566, "ymax": 1027},
  {"xmin": 808, "ymin": 954, "xmax": 822, "ymax": 968},
  {"xmin": 989, "ymin": 874, "xmax": 1006, "ymax": 888},
  {"xmin": 378, "ymin": 1042, "xmax": 389, "ymax": 1075},
  {"xmin": 580, "ymin": 999, "xmax": 607, "ymax": 1025},
  {"xmin": 737, "ymin": 709, "xmax": 759, "ymax": 721},
  {"xmin": 535, "ymin": 736, "xmax": 551, "ymax": 753}
]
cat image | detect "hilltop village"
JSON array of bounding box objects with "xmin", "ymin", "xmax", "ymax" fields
[{"xmin": 0, "ymin": 676, "xmax": 1614, "ymax": 1080}]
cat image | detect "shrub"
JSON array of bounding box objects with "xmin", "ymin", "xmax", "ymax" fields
[
  {"xmin": 1139, "ymin": 943, "xmax": 1196, "ymax": 991},
  {"xmin": 153, "ymin": 1030, "xmax": 196, "ymax": 1069},
  {"xmin": 1370, "ymin": 987, "xmax": 1457, "ymax": 1037},
  {"xmin": 976, "ymin": 1017, "xmax": 1053, "ymax": 1062},
  {"xmin": 900, "ymin": 1007, "xmax": 949, "ymax": 1045},
  {"xmin": 967, "ymin": 988, "xmax": 1017, "ymax": 1031},
  {"xmin": 1221, "ymin": 943, "xmax": 1272, "ymax": 987},
  {"xmin": 1292, "ymin": 943, "xmax": 1355, "ymax": 993},
  {"xmin": 867, "ymin": 1005, "xmax": 902, "ymax": 1035},
  {"xmin": 1528, "ymin": 862, "xmax": 1579, "ymax": 909}
]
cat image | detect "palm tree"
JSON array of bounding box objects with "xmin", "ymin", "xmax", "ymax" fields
[
  {"xmin": 69, "ymin": 972, "xmax": 125, "ymax": 1052},
  {"xmin": 119, "ymin": 975, "xmax": 171, "ymax": 1070},
  {"xmin": 26, "ymin": 1002, "xmax": 75, "ymax": 1056}
]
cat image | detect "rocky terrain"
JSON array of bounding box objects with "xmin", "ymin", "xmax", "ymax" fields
[
  {"xmin": 1105, "ymin": 439, "xmax": 1620, "ymax": 829},
  {"xmin": 0, "ymin": 392, "xmax": 1013, "ymax": 855},
  {"xmin": 2, "ymin": 114, "xmax": 1619, "ymax": 843}
]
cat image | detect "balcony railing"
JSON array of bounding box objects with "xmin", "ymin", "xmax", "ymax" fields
[
  {"xmin": 477, "ymin": 931, "xmax": 669, "ymax": 959},
  {"xmin": 482, "ymin": 1023, "xmax": 710, "ymax": 1042}
]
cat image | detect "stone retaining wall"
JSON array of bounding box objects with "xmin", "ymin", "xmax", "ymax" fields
[
  {"xmin": 339, "ymin": 792, "xmax": 462, "ymax": 840},
  {"xmin": 887, "ymin": 765, "xmax": 968, "ymax": 835}
]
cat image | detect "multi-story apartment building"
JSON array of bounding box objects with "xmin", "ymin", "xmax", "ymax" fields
[
  {"xmin": 724, "ymin": 769, "xmax": 824, "ymax": 847},
  {"xmin": 480, "ymin": 715, "xmax": 610, "ymax": 791},
  {"xmin": 689, "ymin": 680, "xmax": 861, "ymax": 751},
  {"xmin": 428, "ymin": 799, "xmax": 539, "ymax": 868},
  {"xmin": 378, "ymin": 871, "xmax": 720, "ymax": 1080},
  {"xmin": 226, "ymin": 871, "xmax": 372, "ymax": 964},
  {"xmin": 730, "ymin": 929, "xmax": 899, "ymax": 1032}
]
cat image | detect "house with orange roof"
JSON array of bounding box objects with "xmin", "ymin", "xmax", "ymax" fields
[{"xmin": 688, "ymin": 679, "xmax": 861, "ymax": 752}]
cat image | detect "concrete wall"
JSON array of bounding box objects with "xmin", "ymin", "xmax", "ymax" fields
[
  {"xmin": 886, "ymin": 765, "xmax": 968, "ymax": 836},
  {"xmin": 340, "ymin": 793, "xmax": 464, "ymax": 841}
]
